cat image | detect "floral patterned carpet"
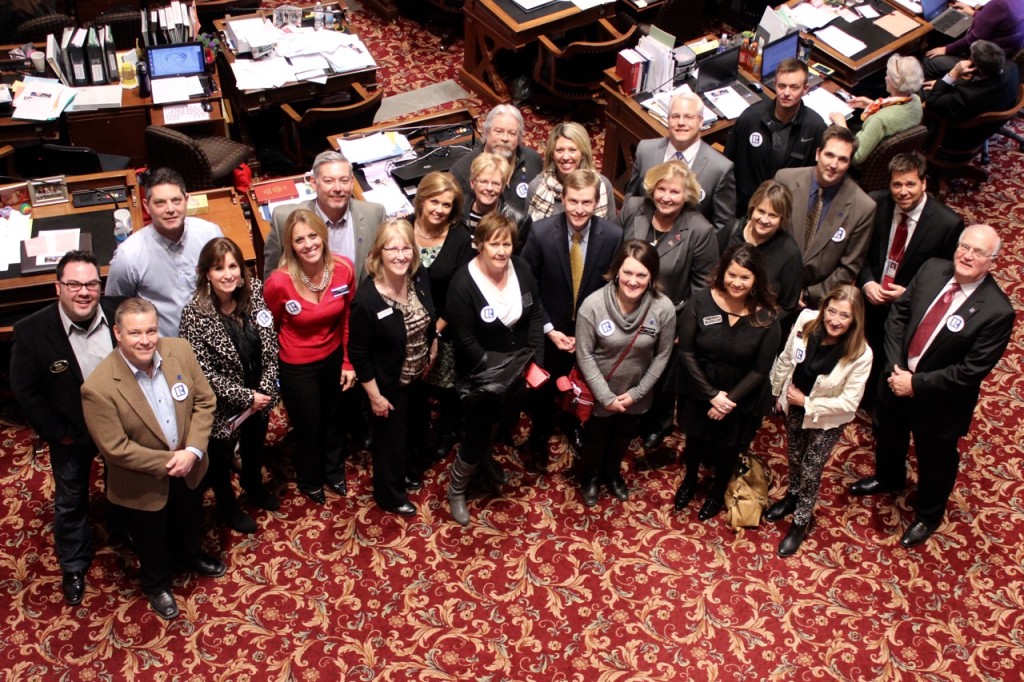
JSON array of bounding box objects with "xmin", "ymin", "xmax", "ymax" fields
[{"xmin": 2, "ymin": 7, "xmax": 1024, "ymax": 681}]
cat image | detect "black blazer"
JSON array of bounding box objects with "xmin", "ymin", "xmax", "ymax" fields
[
  {"xmin": 10, "ymin": 297, "xmax": 123, "ymax": 447},
  {"xmin": 881, "ymin": 259, "xmax": 1015, "ymax": 438},
  {"xmin": 857, "ymin": 192, "xmax": 963, "ymax": 290},
  {"xmin": 423, "ymin": 223, "xmax": 473, "ymax": 322},
  {"xmin": 520, "ymin": 213, "xmax": 623, "ymax": 333},
  {"xmin": 348, "ymin": 268, "xmax": 437, "ymax": 394},
  {"xmin": 446, "ymin": 256, "xmax": 545, "ymax": 376}
]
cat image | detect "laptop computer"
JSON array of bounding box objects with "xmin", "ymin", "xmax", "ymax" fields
[
  {"xmin": 696, "ymin": 46, "xmax": 761, "ymax": 101},
  {"xmin": 390, "ymin": 147, "xmax": 470, "ymax": 187},
  {"xmin": 920, "ymin": 0, "xmax": 972, "ymax": 39},
  {"xmin": 760, "ymin": 33, "xmax": 800, "ymax": 90},
  {"xmin": 147, "ymin": 43, "xmax": 213, "ymax": 103}
]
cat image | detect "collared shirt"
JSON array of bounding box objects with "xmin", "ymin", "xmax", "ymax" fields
[
  {"xmin": 664, "ymin": 139, "xmax": 699, "ymax": 167},
  {"xmin": 315, "ymin": 200, "xmax": 355, "ymax": 264},
  {"xmin": 908, "ymin": 276, "xmax": 982, "ymax": 371},
  {"xmin": 58, "ymin": 304, "xmax": 112, "ymax": 380},
  {"xmin": 886, "ymin": 194, "xmax": 928, "ymax": 257},
  {"xmin": 118, "ymin": 349, "xmax": 204, "ymax": 459},
  {"xmin": 105, "ymin": 217, "xmax": 223, "ymax": 338}
]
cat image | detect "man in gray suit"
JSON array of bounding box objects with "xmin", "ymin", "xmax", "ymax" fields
[
  {"xmin": 625, "ymin": 92, "xmax": 736, "ymax": 234},
  {"xmin": 776, "ymin": 125, "xmax": 876, "ymax": 310},
  {"xmin": 262, "ymin": 150, "xmax": 386, "ymax": 281}
]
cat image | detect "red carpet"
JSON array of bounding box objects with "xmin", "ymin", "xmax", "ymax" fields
[{"xmin": 2, "ymin": 8, "xmax": 1024, "ymax": 680}]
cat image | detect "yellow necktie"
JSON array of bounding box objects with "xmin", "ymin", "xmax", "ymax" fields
[{"xmin": 570, "ymin": 230, "xmax": 584, "ymax": 309}]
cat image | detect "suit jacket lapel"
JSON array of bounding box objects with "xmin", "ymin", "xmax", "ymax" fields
[
  {"xmin": 902, "ymin": 198, "xmax": 934, "ymax": 260},
  {"xmin": 113, "ymin": 355, "xmax": 171, "ymax": 449},
  {"xmin": 807, "ymin": 179, "xmax": 852, "ymax": 258},
  {"xmin": 42, "ymin": 308, "xmax": 84, "ymax": 384},
  {"xmin": 925, "ymin": 275, "xmax": 988, "ymax": 359},
  {"xmin": 691, "ymin": 142, "xmax": 709, "ymax": 178},
  {"xmin": 789, "ymin": 173, "xmax": 810, "ymax": 249}
]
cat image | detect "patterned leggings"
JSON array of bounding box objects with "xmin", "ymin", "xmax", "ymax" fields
[{"xmin": 784, "ymin": 406, "xmax": 843, "ymax": 526}]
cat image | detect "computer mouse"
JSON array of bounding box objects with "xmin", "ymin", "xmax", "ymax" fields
[{"xmin": 202, "ymin": 101, "xmax": 213, "ymax": 113}]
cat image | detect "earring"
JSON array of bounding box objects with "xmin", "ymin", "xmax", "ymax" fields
[{"xmin": 207, "ymin": 280, "xmax": 212, "ymax": 296}]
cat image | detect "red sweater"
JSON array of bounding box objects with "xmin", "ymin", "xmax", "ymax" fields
[{"xmin": 264, "ymin": 255, "xmax": 356, "ymax": 367}]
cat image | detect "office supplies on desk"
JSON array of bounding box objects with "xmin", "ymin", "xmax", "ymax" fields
[
  {"xmin": 919, "ymin": 0, "xmax": 971, "ymax": 38},
  {"xmin": 162, "ymin": 101, "xmax": 211, "ymax": 123},
  {"xmin": 12, "ymin": 77, "xmax": 75, "ymax": 121},
  {"xmin": 875, "ymin": 10, "xmax": 920, "ymax": 37},
  {"xmin": 67, "ymin": 84, "xmax": 122, "ymax": 111}
]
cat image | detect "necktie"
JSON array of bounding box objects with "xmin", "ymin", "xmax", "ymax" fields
[
  {"xmin": 570, "ymin": 230, "xmax": 584, "ymax": 309},
  {"xmin": 882, "ymin": 212, "xmax": 909, "ymax": 287},
  {"xmin": 673, "ymin": 151, "xmax": 685, "ymax": 162},
  {"xmin": 907, "ymin": 283, "xmax": 960, "ymax": 360},
  {"xmin": 803, "ymin": 190, "xmax": 823, "ymax": 253}
]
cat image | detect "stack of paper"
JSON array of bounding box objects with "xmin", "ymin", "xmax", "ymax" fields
[
  {"xmin": 12, "ymin": 77, "xmax": 76, "ymax": 121},
  {"xmin": 0, "ymin": 210, "xmax": 32, "ymax": 273},
  {"xmin": 67, "ymin": 84, "xmax": 122, "ymax": 111},
  {"xmin": 802, "ymin": 87, "xmax": 855, "ymax": 124},
  {"xmin": 337, "ymin": 132, "xmax": 412, "ymax": 165}
]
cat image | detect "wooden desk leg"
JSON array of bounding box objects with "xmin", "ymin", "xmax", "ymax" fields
[{"xmin": 458, "ymin": 14, "xmax": 512, "ymax": 106}]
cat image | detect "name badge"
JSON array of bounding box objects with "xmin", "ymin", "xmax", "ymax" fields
[
  {"xmin": 481, "ymin": 306, "xmax": 496, "ymax": 322},
  {"xmin": 598, "ymin": 320, "xmax": 615, "ymax": 337},
  {"xmin": 749, "ymin": 132, "xmax": 763, "ymax": 147},
  {"xmin": 256, "ymin": 309, "xmax": 273, "ymax": 328},
  {"xmin": 640, "ymin": 319, "xmax": 658, "ymax": 336},
  {"xmin": 881, "ymin": 259, "xmax": 899, "ymax": 287},
  {"xmin": 50, "ymin": 359, "xmax": 69, "ymax": 374},
  {"xmin": 832, "ymin": 227, "xmax": 847, "ymax": 243},
  {"xmin": 332, "ymin": 285, "xmax": 349, "ymax": 298},
  {"xmin": 522, "ymin": 292, "xmax": 533, "ymax": 307},
  {"xmin": 171, "ymin": 382, "xmax": 189, "ymax": 401},
  {"xmin": 703, "ymin": 314, "xmax": 723, "ymax": 326},
  {"xmin": 794, "ymin": 344, "xmax": 806, "ymax": 363},
  {"xmin": 516, "ymin": 182, "xmax": 529, "ymax": 199},
  {"xmin": 285, "ymin": 300, "xmax": 302, "ymax": 316},
  {"xmin": 377, "ymin": 307, "xmax": 394, "ymax": 320},
  {"xmin": 946, "ymin": 314, "xmax": 965, "ymax": 333}
]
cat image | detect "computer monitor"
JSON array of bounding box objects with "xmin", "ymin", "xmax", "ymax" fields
[
  {"xmin": 147, "ymin": 43, "xmax": 206, "ymax": 79},
  {"xmin": 696, "ymin": 46, "xmax": 741, "ymax": 93},
  {"xmin": 761, "ymin": 33, "xmax": 799, "ymax": 84}
]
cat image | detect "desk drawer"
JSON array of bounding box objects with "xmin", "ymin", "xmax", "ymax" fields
[{"xmin": 67, "ymin": 108, "xmax": 148, "ymax": 167}]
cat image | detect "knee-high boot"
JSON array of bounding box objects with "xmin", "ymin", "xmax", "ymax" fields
[{"xmin": 447, "ymin": 454, "xmax": 477, "ymax": 526}]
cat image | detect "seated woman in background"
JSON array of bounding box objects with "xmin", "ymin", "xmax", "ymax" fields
[
  {"xmin": 829, "ymin": 54, "xmax": 923, "ymax": 167},
  {"xmin": 462, "ymin": 152, "xmax": 532, "ymax": 249},
  {"xmin": 674, "ymin": 243, "xmax": 779, "ymax": 521},
  {"xmin": 444, "ymin": 213, "xmax": 544, "ymax": 526},
  {"xmin": 412, "ymin": 172, "xmax": 474, "ymax": 466},
  {"xmin": 767, "ymin": 285, "xmax": 871, "ymax": 556},
  {"xmin": 349, "ymin": 220, "xmax": 437, "ymax": 517},
  {"xmin": 179, "ymin": 237, "xmax": 280, "ymax": 533},
  {"xmin": 263, "ymin": 209, "xmax": 358, "ymax": 506},
  {"xmin": 574, "ymin": 240, "xmax": 676, "ymax": 507},
  {"xmin": 525, "ymin": 122, "xmax": 615, "ymax": 222}
]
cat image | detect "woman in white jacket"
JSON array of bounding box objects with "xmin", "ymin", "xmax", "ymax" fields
[{"xmin": 767, "ymin": 285, "xmax": 872, "ymax": 557}]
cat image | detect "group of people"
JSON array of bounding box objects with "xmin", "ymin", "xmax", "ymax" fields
[{"xmin": 10, "ymin": 82, "xmax": 1015, "ymax": 619}]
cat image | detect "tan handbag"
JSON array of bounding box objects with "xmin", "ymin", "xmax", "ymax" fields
[{"xmin": 724, "ymin": 454, "xmax": 772, "ymax": 530}]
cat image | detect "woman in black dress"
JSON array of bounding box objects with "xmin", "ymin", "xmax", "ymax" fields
[{"xmin": 674, "ymin": 243, "xmax": 780, "ymax": 521}]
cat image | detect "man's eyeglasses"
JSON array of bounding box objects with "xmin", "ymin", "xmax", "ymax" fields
[
  {"xmin": 956, "ymin": 243, "xmax": 993, "ymax": 259},
  {"xmin": 59, "ymin": 280, "xmax": 102, "ymax": 292}
]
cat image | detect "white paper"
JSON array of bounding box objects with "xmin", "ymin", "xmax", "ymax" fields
[
  {"xmin": 362, "ymin": 183, "xmax": 414, "ymax": 220},
  {"xmin": 12, "ymin": 77, "xmax": 75, "ymax": 121},
  {"xmin": 67, "ymin": 84, "xmax": 122, "ymax": 111},
  {"xmin": 231, "ymin": 57, "xmax": 295, "ymax": 90},
  {"xmin": 337, "ymin": 132, "xmax": 410, "ymax": 165},
  {"xmin": 229, "ymin": 406, "xmax": 255, "ymax": 432},
  {"xmin": 802, "ymin": 86, "xmax": 855, "ymax": 124},
  {"xmin": 150, "ymin": 75, "xmax": 203, "ymax": 104},
  {"xmin": 0, "ymin": 212, "xmax": 33, "ymax": 270},
  {"xmin": 704, "ymin": 86, "xmax": 750, "ymax": 120},
  {"xmin": 324, "ymin": 42, "xmax": 376, "ymax": 73},
  {"xmin": 789, "ymin": 3, "xmax": 839, "ymax": 30},
  {"xmin": 816, "ymin": 25, "xmax": 868, "ymax": 56},
  {"xmin": 857, "ymin": 4, "xmax": 882, "ymax": 18},
  {"xmin": 571, "ymin": 0, "xmax": 615, "ymax": 9},
  {"xmin": 839, "ymin": 9, "xmax": 860, "ymax": 22},
  {"xmin": 759, "ymin": 6, "xmax": 794, "ymax": 41}
]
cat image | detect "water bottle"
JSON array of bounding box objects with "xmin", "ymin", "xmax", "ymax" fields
[
  {"xmin": 314, "ymin": 1, "xmax": 324, "ymax": 30},
  {"xmin": 324, "ymin": 5, "xmax": 335, "ymax": 31},
  {"xmin": 137, "ymin": 60, "xmax": 150, "ymax": 98}
]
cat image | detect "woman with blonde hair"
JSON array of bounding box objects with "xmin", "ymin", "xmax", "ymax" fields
[
  {"xmin": 462, "ymin": 152, "xmax": 532, "ymax": 248},
  {"xmin": 263, "ymin": 209, "xmax": 358, "ymax": 505},
  {"xmin": 526, "ymin": 122, "xmax": 614, "ymax": 221}
]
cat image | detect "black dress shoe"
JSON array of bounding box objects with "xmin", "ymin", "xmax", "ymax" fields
[
  {"xmin": 189, "ymin": 554, "xmax": 227, "ymax": 578},
  {"xmin": 300, "ymin": 487, "xmax": 326, "ymax": 505},
  {"xmin": 642, "ymin": 428, "xmax": 669, "ymax": 452},
  {"xmin": 147, "ymin": 589, "xmax": 179, "ymax": 620},
  {"xmin": 62, "ymin": 571, "xmax": 85, "ymax": 605},
  {"xmin": 765, "ymin": 495, "xmax": 798, "ymax": 522},
  {"xmin": 385, "ymin": 501, "xmax": 417, "ymax": 516},
  {"xmin": 673, "ymin": 482, "xmax": 697, "ymax": 511},
  {"xmin": 246, "ymin": 487, "xmax": 280, "ymax": 512},
  {"xmin": 697, "ymin": 497, "xmax": 724, "ymax": 521},
  {"xmin": 849, "ymin": 476, "xmax": 898, "ymax": 496},
  {"xmin": 327, "ymin": 479, "xmax": 348, "ymax": 497},
  {"xmin": 900, "ymin": 520, "xmax": 939, "ymax": 548},
  {"xmin": 607, "ymin": 475, "xmax": 629, "ymax": 501},
  {"xmin": 222, "ymin": 506, "xmax": 258, "ymax": 534},
  {"xmin": 580, "ymin": 478, "xmax": 600, "ymax": 507},
  {"xmin": 404, "ymin": 474, "xmax": 423, "ymax": 491},
  {"xmin": 778, "ymin": 522, "xmax": 811, "ymax": 557},
  {"xmin": 434, "ymin": 432, "xmax": 458, "ymax": 461}
]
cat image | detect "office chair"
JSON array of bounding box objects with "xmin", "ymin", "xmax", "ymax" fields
[
  {"xmin": 982, "ymin": 50, "xmax": 1024, "ymax": 161},
  {"xmin": 533, "ymin": 18, "xmax": 639, "ymax": 106},
  {"xmin": 424, "ymin": 0, "xmax": 464, "ymax": 52},
  {"xmin": 13, "ymin": 14, "xmax": 75, "ymax": 44},
  {"xmin": 279, "ymin": 83, "xmax": 384, "ymax": 166},
  {"xmin": 39, "ymin": 144, "xmax": 130, "ymax": 176},
  {"xmin": 195, "ymin": 0, "xmax": 262, "ymax": 33},
  {"xmin": 856, "ymin": 126, "xmax": 928, "ymax": 193},
  {"xmin": 92, "ymin": 7, "xmax": 144, "ymax": 51},
  {"xmin": 144, "ymin": 125, "xmax": 254, "ymax": 192}
]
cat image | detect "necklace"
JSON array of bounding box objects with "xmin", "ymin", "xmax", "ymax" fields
[
  {"xmin": 415, "ymin": 226, "xmax": 447, "ymax": 241},
  {"xmin": 649, "ymin": 226, "xmax": 670, "ymax": 247},
  {"xmin": 300, "ymin": 265, "xmax": 330, "ymax": 293}
]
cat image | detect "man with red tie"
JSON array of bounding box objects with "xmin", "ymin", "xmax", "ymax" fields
[
  {"xmin": 856, "ymin": 153, "xmax": 963, "ymax": 409},
  {"xmin": 849, "ymin": 224, "xmax": 1014, "ymax": 548}
]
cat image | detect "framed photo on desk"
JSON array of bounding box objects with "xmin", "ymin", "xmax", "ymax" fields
[{"xmin": 28, "ymin": 176, "xmax": 70, "ymax": 207}]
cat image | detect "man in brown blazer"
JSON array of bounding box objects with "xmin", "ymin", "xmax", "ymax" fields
[
  {"xmin": 776, "ymin": 125, "xmax": 876, "ymax": 310},
  {"xmin": 82, "ymin": 298, "xmax": 223, "ymax": 620}
]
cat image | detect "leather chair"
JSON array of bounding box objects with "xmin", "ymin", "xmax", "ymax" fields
[
  {"xmin": 40, "ymin": 144, "xmax": 130, "ymax": 176},
  {"xmin": 92, "ymin": 7, "xmax": 143, "ymax": 51},
  {"xmin": 13, "ymin": 14, "xmax": 75, "ymax": 43},
  {"xmin": 855, "ymin": 125, "xmax": 928, "ymax": 193},
  {"xmin": 195, "ymin": 0, "xmax": 261, "ymax": 33},
  {"xmin": 924, "ymin": 84, "xmax": 1024, "ymax": 191},
  {"xmin": 279, "ymin": 83, "xmax": 384, "ymax": 166},
  {"xmin": 424, "ymin": 0, "xmax": 464, "ymax": 52},
  {"xmin": 533, "ymin": 18, "xmax": 639, "ymax": 105},
  {"xmin": 144, "ymin": 125, "xmax": 254, "ymax": 192}
]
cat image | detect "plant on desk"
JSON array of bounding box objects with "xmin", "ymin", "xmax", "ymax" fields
[{"xmin": 199, "ymin": 32, "xmax": 222, "ymax": 72}]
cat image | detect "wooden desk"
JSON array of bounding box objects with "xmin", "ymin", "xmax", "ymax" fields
[
  {"xmin": 460, "ymin": 0, "xmax": 617, "ymax": 105},
  {"xmin": 789, "ymin": 0, "xmax": 930, "ymax": 89},
  {"xmin": 196, "ymin": 186, "xmax": 254, "ymax": 264}
]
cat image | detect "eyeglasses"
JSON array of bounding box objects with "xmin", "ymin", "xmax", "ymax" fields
[
  {"xmin": 956, "ymin": 243, "xmax": 993, "ymax": 259},
  {"xmin": 474, "ymin": 179, "xmax": 503, "ymax": 189},
  {"xmin": 825, "ymin": 306, "xmax": 852, "ymax": 321},
  {"xmin": 59, "ymin": 280, "xmax": 102, "ymax": 292},
  {"xmin": 383, "ymin": 246, "xmax": 414, "ymax": 256}
]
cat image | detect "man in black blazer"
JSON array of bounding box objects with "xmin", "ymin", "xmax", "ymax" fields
[
  {"xmin": 10, "ymin": 251, "xmax": 123, "ymax": 606},
  {"xmin": 521, "ymin": 169, "xmax": 623, "ymax": 467},
  {"xmin": 857, "ymin": 153, "xmax": 964, "ymax": 408},
  {"xmin": 850, "ymin": 225, "xmax": 1015, "ymax": 548}
]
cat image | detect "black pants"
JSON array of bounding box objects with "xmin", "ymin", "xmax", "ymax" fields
[
  {"xmin": 370, "ymin": 381, "xmax": 428, "ymax": 508},
  {"xmin": 279, "ymin": 346, "xmax": 345, "ymax": 492},
  {"xmin": 461, "ymin": 384, "xmax": 526, "ymax": 466},
  {"xmin": 874, "ymin": 395, "xmax": 962, "ymax": 526},
  {"xmin": 207, "ymin": 411, "xmax": 270, "ymax": 510},
  {"xmin": 860, "ymin": 301, "xmax": 891, "ymax": 410},
  {"xmin": 119, "ymin": 477, "xmax": 203, "ymax": 594},
  {"xmin": 581, "ymin": 413, "xmax": 641, "ymax": 482},
  {"xmin": 783, "ymin": 406, "xmax": 843, "ymax": 526},
  {"xmin": 683, "ymin": 435, "xmax": 741, "ymax": 502},
  {"xmin": 50, "ymin": 442, "xmax": 97, "ymax": 573}
]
